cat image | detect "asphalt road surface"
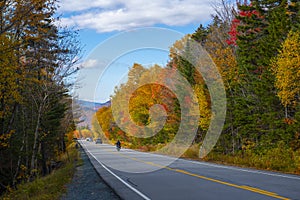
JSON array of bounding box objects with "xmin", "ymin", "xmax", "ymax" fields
[{"xmin": 79, "ymin": 140, "xmax": 300, "ymax": 200}]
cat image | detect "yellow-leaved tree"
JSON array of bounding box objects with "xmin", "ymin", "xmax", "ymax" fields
[{"xmin": 271, "ymin": 30, "xmax": 300, "ymax": 118}]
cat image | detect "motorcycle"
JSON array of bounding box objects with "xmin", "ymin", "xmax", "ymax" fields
[
  {"xmin": 116, "ymin": 144, "xmax": 121, "ymax": 151},
  {"xmin": 116, "ymin": 140, "xmax": 121, "ymax": 151}
]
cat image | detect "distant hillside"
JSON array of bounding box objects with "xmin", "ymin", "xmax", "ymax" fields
[
  {"xmin": 74, "ymin": 99, "xmax": 111, "ymax": 128},
  {"xmin": 77, "ymin": 99, "xmax": 111, "ymax": 111}
]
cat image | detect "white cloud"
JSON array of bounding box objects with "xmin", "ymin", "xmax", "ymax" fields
[
  {"xmin": 57, "ymin": 0, "xmax": 121, "ymax": 12},
  {"xmin": 58, "ymin": 0, "xmax": 214, "ymax": 33},
  {"xmin": 82, "ymin": 59, "xmax": 99, "ymax": 68}
]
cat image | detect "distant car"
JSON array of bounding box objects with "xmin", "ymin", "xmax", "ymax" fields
[
  {"xmin": 95, "ymin": 138, "xmax": 102, "ymax": 144},
  {"xmin": 86, "ymin": 137, "xmax": 92, "ymax": 142}
]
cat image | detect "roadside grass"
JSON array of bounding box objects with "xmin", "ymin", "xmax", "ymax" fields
[
  {"xmin": 203, "ymin": 148, "xmax": 300, "ymax": 174},
  {"xmin": 181, "ymin": 142, "xmax": 300, "ymax": 175},
  {"xmin": 1, "ymin": 143, "xmax": 81, "ymax": 200},
  {"xmin": 137, "ymin": 142, "xmax": 300, "ymax": 175},
  {"xmin": 182, "ymin": 144, "xmax": 200, "ymax": 159}
]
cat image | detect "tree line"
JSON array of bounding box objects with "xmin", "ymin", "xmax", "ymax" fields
[
  {"xmin": 0, "ymin": 0, "xmax": 80, "ymax": 194},
  {"xmin": 93, "ymin": 0, "xmax": 300, "ymax": 171}
]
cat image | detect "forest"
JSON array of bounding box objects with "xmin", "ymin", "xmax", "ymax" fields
[
  {"xmin": 0, "ymin": 0, "xmax": 299, "ymax": 196},
  {"xmin": 0, "ymin": 0, "xmax": 80, "ymax": 195},
  {"xmin": 93, "ymin": 0, "xmax": 300, "ymax": 173}
]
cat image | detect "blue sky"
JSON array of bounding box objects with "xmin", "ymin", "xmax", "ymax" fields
[{"xmin": 57, "ymin": 0, "xmax": 218, "ymax": 103}]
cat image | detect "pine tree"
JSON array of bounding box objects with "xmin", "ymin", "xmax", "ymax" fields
[
  {"xmin": 168, "ymin": 35, "xmax": 198, "ymax": 86},
  {"xmin": 0, "ymin": 0, "xmax": 81, "ymax": 193},
  {"xmin": 191, "ymin": 24, "xmax": 209, "ymax": 45},
  {"xmin": 233, "ymin": 0, "xmax": 296, "ymax": 145}
]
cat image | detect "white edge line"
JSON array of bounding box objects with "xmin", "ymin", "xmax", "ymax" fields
[
  {"xmin": 186, "ymin": 160, "xmax": 300, "ymax": 180},
  {"xmin": 81, "ymin": 142, "xmax": 151, "ymax": 200}
]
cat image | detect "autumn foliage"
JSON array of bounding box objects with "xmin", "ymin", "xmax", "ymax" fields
[
  {"xmin": 0, "ymin": 0, "xmax": 80, "ymax": 195},
  {"xmin": 93, "ymin": 0, "xmax": 300, "ymax": 173}
]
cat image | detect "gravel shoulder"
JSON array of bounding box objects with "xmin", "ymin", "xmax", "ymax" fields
[{"xmin": 60, "ymin": 146, "xmax": 121, "ymax": 200}]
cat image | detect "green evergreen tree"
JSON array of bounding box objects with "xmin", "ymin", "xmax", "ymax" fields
[
  {"xmin": 191, "ymin": 24, "xmax": 209, "ymax": 45},
  {"xmin": 234, "ymin": 0, "xmax": 296, "ymax": 146},
  {"xmin": 0, "ymin": 0, "xmax": 80, "ymax": 193}
]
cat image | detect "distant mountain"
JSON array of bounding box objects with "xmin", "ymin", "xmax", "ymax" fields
[
  {"xmin": 74, "ymin": 99, "xmax": 111, "ymax": 128},
  {"xmin": 76, "ymin": 99, "xmax": 111, "ymax": 111}
]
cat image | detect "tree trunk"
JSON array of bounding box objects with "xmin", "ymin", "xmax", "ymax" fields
[
  {"xmin": 12, "ymin": 130, "xmax": 26, "ymax": 187},
  {"xmin": 29, "ymin": 103, "xmax": 42, "ymax": 180},
  {"xmin": 40, "ymin": 141, "xmax": 48, "ymax": 176}
]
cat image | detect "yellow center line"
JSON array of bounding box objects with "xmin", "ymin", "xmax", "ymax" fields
[
  {"xmin": 240, "ymin": 185, "xmax": 278, "ymax": 196},
  {"xmin": 104, "ymin": 149, "xmax": 290, "ymax": 200}
]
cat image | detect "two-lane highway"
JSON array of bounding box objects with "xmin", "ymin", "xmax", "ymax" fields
[{"xmin": 79, "ymin": 140, "xmax": 300, "ymax": 200}]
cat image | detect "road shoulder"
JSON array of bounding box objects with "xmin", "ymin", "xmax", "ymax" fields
[{"xmin": 61, "ymin": 146, "xmax": 120, "ymax": 200}]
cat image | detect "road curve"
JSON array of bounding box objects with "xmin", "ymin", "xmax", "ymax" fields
[{"xmin": 79, "ymin": 140, "xmax": 300, "ymax": 200}]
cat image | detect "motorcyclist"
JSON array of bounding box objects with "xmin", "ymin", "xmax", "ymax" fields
[{"xmin": 116, "ymin": 140, "xmax": 121, "ymax": 149}]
